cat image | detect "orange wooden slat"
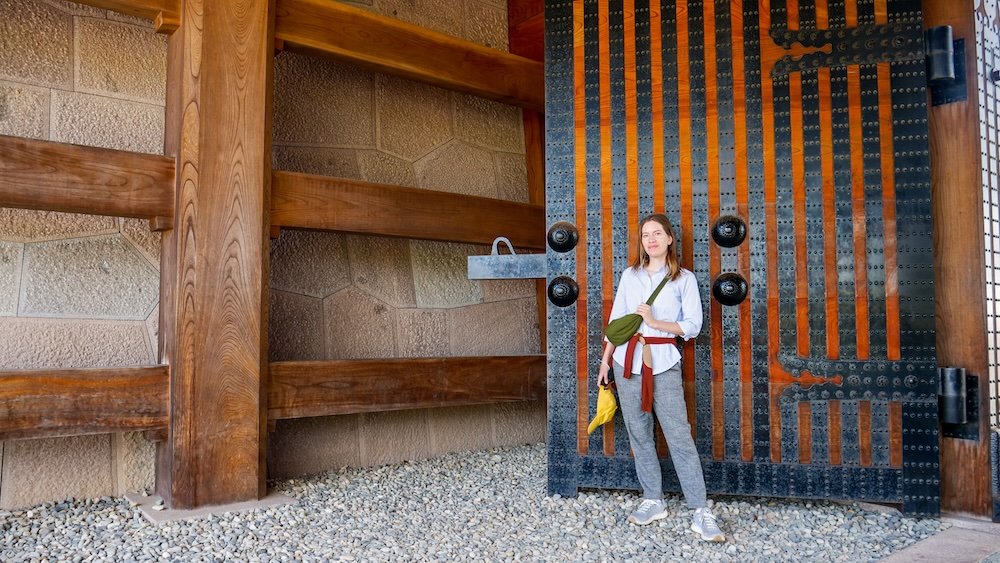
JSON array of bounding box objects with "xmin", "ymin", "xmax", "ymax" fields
[
  {"xmin": 798, "ymin": 401, "xmax": 812, "ymax": 464},
  {"xmin": 790, "ymin": 72, "xmax": 811, "ymax": 358},
  {"xmin": 829, "ymin": 400, "xmax": 842, "ymax": 464},
  {"xmin": 816, "ymin": 0, "xmax": 829, "ymax": 28},
  {"xmin": 819, "ymin": 67, "xmax": 840, "ymax": 359},
  {"xmin": 859, "ymin": 400, "xmax": 873, "ymax": 466},
  {"xmin": 600, "ymin": 0, "xmax": 614, "ymax": 327},
  {"xmin": 889, "ymin": 401, "xmax": 903, "ymax": 468},
  {"xmin": 759, "ymin": 0, "xmax": 784, "ymax": 463},
  {"xmin": 625, "ymin": 0, "xmax": 639, "ymax": 260},
  {"xmin": 877, "ymin": 62, "xmax": 901, "ymax": 361},
  {"xmin": 731, "ymin": 0, "xmax": 754, "ymax": 462},
  {"xmin": 704, "ymin": 0, "xmax": 725, "ymax": 461},
  {"xmin": 845, "ymin": 0, "xmax": 857, "ymax": 25},
  {"xmin": 573, "ymin": 0, "xmax": 590, "ymax": 456},
  {"xmin": 874, "ymin": 0, "xmax": 888, "ymax": 24},
  {"xmin": 676, "ymin": 0, "xmax": 698, "ymax": 431},
  {"xmin": 650, "ymin": 2, "xmax": 665, "ymax": 214},
  {"xmin": 847, "ymin": 64, "xmax": 871, "ymax": 360}
]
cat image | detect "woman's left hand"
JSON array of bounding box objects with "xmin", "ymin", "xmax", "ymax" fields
[{"xmin": 636, "ymin": 303, "xmax": 654, "ymax": 325}]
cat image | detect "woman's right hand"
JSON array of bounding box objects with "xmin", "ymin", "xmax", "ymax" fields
[{"xmin": 597, "ymin": 361, "xmax": 610, "ymax": 386}]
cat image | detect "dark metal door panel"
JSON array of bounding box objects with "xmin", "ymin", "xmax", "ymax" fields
[{"xmin": 545, "ymin": 0, "xmax": 939, "ymax": 516}]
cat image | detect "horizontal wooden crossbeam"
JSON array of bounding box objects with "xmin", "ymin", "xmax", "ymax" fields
[
  {"xmin": 67, "ymin": 0, "xmax": 179, "ymax": 32},
  {"xmin": 0, "ymin": 366, "xmax": 169, "ymax": 440},
  {"xmin": 0, "ymin": 135, "xmax": 175, "ymax": 219},
  {"xmin": 0, "ymin": 357, "xmax": 545, "ymax": 438},
  {"xmin": 274, "ymin": 0, "xmax": 544, "ymax": 110},
  {"xmin": 0, "ymin": 136, "xmax": 542, "ymax": 248},
  {"xmin": 268, "ymin": 355, "xmax": 547, "ymax": 420},
  {"xmin": 272, "ymin": 171, "xmax": 546, "ymax": 250}
]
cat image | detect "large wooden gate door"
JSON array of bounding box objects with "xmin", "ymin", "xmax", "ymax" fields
[{"xmin": 545, "ymin": 0, "xmax": 940, "ymax": 516}]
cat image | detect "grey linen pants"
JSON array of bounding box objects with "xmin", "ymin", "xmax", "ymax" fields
[{"xmin": 614, "ymin": 360, "xmax": 707, "ymax": 508}]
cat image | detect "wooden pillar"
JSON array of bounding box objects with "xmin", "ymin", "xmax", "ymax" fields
[
  {"xmin": 508, "ymin": 0, "xmax": 547, "ymax": 349},
  {"xmin": 924, "ymin": 0, "xmax": 992, "ymax": 517},
  {"xmin": 157, "ymin": 0, "xmax": 275, "ymax": 509}
]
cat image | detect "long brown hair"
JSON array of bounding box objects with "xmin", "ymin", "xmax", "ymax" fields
[{"xmin": 630, "ymin": 213, "xmax": 682, "ymax": 281}]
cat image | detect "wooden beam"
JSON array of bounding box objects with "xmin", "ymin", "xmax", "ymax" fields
[
  {"xmin": 67, "ymin": 0, "xmax": 180, "ymax": 32},
  {"xmin": 269, "ymin": 355, "xmax": 546, "ymax": 420},
  {"xmin": 271, "ymin": 171, "xmax": 545, "ymax": 250},
  {"xmin": 158, "ymin": 0, "xmax": 275, "ymax": 509},
  {"xmin": 507, "ymin": 0, "xmax": 547, "ymax": 348},
  {"xmin": 274, "ymin": 0, "xmax": 543, "ymax": 111},
  {"xmin": 0, "ymin": 366, "xmax": 168, "ymax": 440},
  {"xmin": 925, "ymin": 0, "xmax": 992, "ymax": 517},
  {"xmin": 0, "ymin": 135, "xmax": 174, "ymax": 219}
]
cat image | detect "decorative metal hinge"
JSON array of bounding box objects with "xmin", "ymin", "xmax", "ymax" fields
[{"xmin": 925, "ymin": 26, "xmax": 967, "ymax": 106}]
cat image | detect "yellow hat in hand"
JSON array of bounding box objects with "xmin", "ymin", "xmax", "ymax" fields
[{"xmin": 587, "ymin": 385, "xmax": 618, "ymax": 434}]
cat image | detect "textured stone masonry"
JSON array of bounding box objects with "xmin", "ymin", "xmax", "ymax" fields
[{"xmin": 0, "ymin": 0, "xmax": 543, "ymax": 509}]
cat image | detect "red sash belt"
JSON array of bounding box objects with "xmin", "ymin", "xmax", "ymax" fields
[{"xmin": 621, "ymin": 333, "xmax": 677, "ymax": 413}]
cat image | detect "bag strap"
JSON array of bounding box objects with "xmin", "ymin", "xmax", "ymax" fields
[{"xmin": 644, "ymin": 272, "xmax": 672, "ymax": 305}]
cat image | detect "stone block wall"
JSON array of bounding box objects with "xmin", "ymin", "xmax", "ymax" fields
[{"xmin": 0, "ymin": 0, "xmax": 545, "ymax": 509}]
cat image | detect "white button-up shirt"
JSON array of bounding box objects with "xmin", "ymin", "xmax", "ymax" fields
[{"xmin": 607, "ymin": 266, "xmax": 703, "ymax": 375}]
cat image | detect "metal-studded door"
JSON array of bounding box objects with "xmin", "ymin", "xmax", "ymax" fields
[{"xmin": 544, "ymin": 0, "xmax": 940, "ymax": 516}]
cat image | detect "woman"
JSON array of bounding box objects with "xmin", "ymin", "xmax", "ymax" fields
[{"xmin": 597, "ymin": 213, "xmax": 725, "ymax": 542}]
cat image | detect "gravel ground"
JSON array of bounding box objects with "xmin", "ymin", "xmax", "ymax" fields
[{"xmin": 0, "ymin": 443, "xmax": 946, "ymax": 562}]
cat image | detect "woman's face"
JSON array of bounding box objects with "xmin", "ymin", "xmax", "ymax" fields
[{"xmin": 641, "ymin": 220, "xmax": 673, "ymax": 260}]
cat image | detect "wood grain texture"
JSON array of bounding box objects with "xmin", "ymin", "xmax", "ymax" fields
[
  {"xmin": 889, "ymin": 400, "xmax": 902, "ymax": 468},
  {"xmin": 275, "ymin": 0, "xmax": 543, "ymax": 110},
  {"xmin": 730, "ymin": 1, "xmax": 754, "ymax": 462},
  {"xmin": 650, "ymin": 2, "xmax": 665, "ymax": 214},
  {"xmin": 858, "ymin": 400, "xmax": 872, "ymax": 467},
  {"xmin": 156, "ymin": 24, "xmax": 186, "ymax": 501},
  {"xmin": 68, "ymin": 0, "xmax": 179, "ymax": 30},
  {"xmin": 676, "ymin": 0, "xmax": 698, "ymax": 430},
  {"xmin": 0, "ymin": 366, "xmax": 168, "ymax": 440},
  {"xmin": 798, "ymin": 401, "xmax": 812, "ymax": 464},
  {"xmin": 163, "ymin": 0, "xmax": 274, "ymax": 509},
  {"xmin": 625, "ymin": 0, "xmax": 639, "ymax": 261},
  {"xmin": 704, "ymin": 0, "xmax": 725, "ymax": 461},
  {"xmin": 828, "ymin": 399, "xmax": 842, "ymax": 465},
  {"xmin": 600, "ymin": 0, "xmax": 614, "ymax": 328},
  {"xmin": 845, "ymin": 7, "xmax": 870, "ymax": 362},
  {"xmin": 759, "ymin": 0, "xmax": 783, "ymax": 462},
  {"xmin": 573, "ymin": 0, "xmax": 591, "ymax": 456},
  {"xmin": 269, "ymin": 356, "xmax": 546, "ymax": 419},
  {"xmin": 508, "ymin": 0, "xmax": 543, "ymax": 28},
  {"xmin": 0, "ymin": 135, "xmax": 174, "ymax": 219},
  {"xmin": 271, "ymin": 171, "xmax": 544, "ymax": 250},
  {"xmin": 925, "ymin": 0, "xmax": 992, "ymax": 517},
  {"xmin": 790, "ymin": 72, "xmax": 810, "ymax": 358},
  {"xmin": 509, "ymin": 13, "xmax": 544, "ymax": 63},
  {"xmin": 505, "ymin": 0, "xmax": 546, "ymax": 354},
  {"xmin": 818, "ymin": 67, "xmax": 839, "ymax": 359}
]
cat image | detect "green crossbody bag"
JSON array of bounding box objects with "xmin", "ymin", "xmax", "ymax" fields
[{"xmin": 604, "ymin": 273, "xmax": 672, "ymax": 346}]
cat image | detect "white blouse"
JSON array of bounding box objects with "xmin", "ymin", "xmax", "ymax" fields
[{"xmin": 606, "ymin": 266, "xmax": 703, "ymax": 375}]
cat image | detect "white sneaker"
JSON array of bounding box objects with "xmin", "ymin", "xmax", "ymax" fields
[
  {"xmin": 691, "ymin": 507, "xmax": 725, "ymax": 542},
  {"xmin": 627, "ymin": 499, "xmax": 669, "ymax": 525}
]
